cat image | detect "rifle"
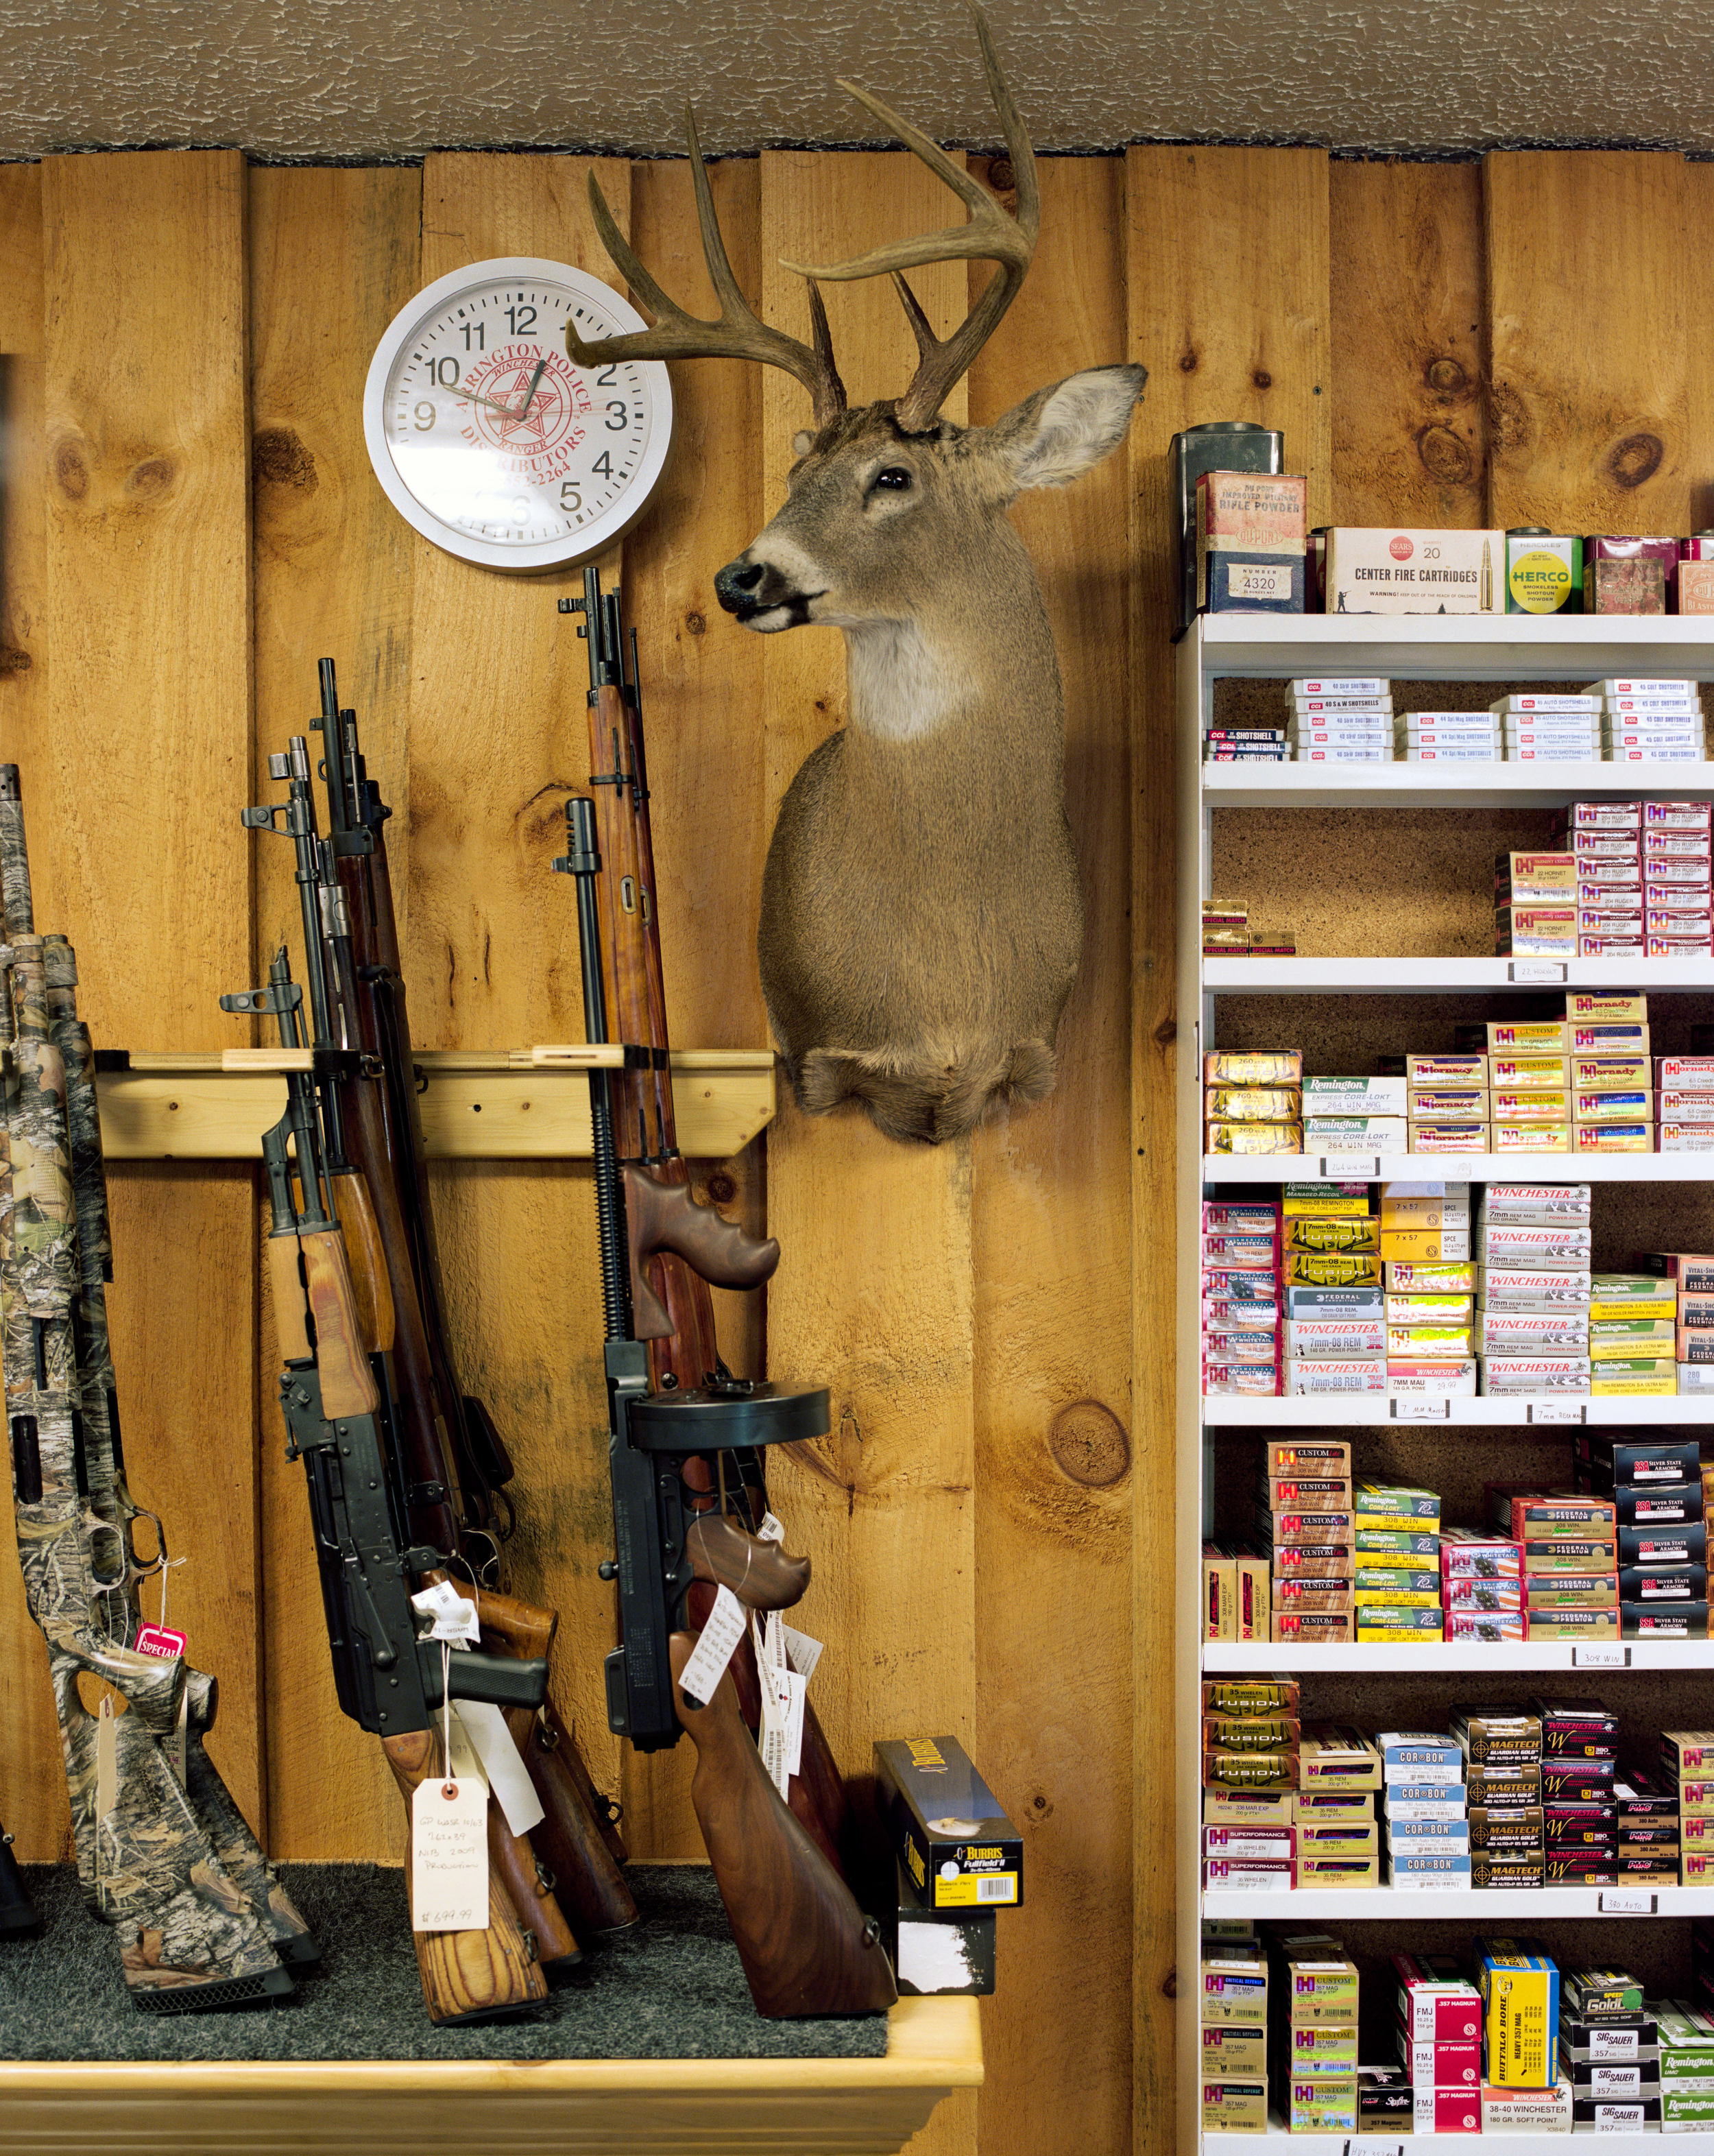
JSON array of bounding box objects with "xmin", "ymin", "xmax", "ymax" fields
[
  {"xmin": 1, "ymin": 1821, "xmax": 42, "ymax": 1939},
  {"xmin": 0, "ymin": 769, "xmax": 310, "ymax": 2008},
  {"xmin": 224, "ymin": 751, "xmax": 562, "ymax": 2022},
  {"xmin": 309, "ymin": 662, "xmax": 638, "ymax": 1941},
  {"xmin": 558, "ymin": 574, "xmax": 895, "ymax": 2016}
]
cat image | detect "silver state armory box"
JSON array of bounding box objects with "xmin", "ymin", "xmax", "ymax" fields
[{"xmin": 874, "ymin": 1736, "xmax": 1023, "ymax": 1910}]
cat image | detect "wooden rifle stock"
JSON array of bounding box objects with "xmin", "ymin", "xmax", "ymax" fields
[
  {"xmin": 295, "ymin": 1228, "xmax": 381, "ymax": 1420},
  {"xmin": 327, "ymin": 1166, "xmax": 394, "ymax": 1356},
  {"xmin": 668, "ymin": 1634, "xmax": 895, "ymax": 2018},
  {"xmin": 381, "ymin": 1727, "xmax": 547, "ymax": 2022}
]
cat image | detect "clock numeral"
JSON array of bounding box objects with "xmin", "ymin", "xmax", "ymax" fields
[
  {"xmin": 596, "ymin": 365, "xmax": 619, "ymax": 387},
  {"xmin": 413, "ymin": 401, "xmax": 435, "ymax": 432},
  {"xmin": 559, "ymin": 482, "xmax": 583, "ymax": 514},
  {"xmin": 505, "ymin": 304, "xmax": 538, "ymax": 335},
  {"xmin": 461, "ymin": 322, "xmax": 485, "ymax": 352},
  {"xmin": 434, "ymin": 356, "xmax": 461, "ymax": 387},
  {"xmin": 605, "ymin": 401, "xmax": 628, "ymax": 431},
  {"xmin": 592, "ymin": 452, "xmax": 614, "ymax": 479}
]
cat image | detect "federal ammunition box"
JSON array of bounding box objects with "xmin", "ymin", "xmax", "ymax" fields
[
  {"xmin": 1202, "ymin": 1679, "xmax": 1301, "ymax": 1718},
  {"xmin": 1525, "ymin": 1538, "xmax": 1619, "ymax": 1570},
  {"xmin": 1528, "ymin": 1612, "xmax": 1621, "ymax": 1639},
  {"xmin": 874, "ymin": 1736, "xmax": 1023, "ymax": 1911}
]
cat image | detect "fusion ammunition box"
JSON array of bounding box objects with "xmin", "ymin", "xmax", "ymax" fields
[
  {"xmin": 1285, "ymin": 1214, "xmax": 1379, "ymax": 1253},
  {"xmin": 1204, "ymin": 1752, "xmax": 1298, "ymax": 1794},
  {"xmin": 1201, "ymin": 1679, "xmax": 1301, "ymax": 1718},
  {"xmin": 875, "ymin": 1736, "xmax": 1022, "ymax": 1910}
]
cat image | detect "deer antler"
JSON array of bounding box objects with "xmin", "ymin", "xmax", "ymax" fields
[
  {"xmin": 778, "ymin": 4, "xmax": 1040, "ymax": 432},
  {"xmin": 568, "ymin": 106, "xmax": 847, "ymax": 431}
]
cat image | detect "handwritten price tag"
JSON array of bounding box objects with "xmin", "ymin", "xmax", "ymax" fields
[
  {"xmin": 1529, "ymin": 1401, "xmax": 1586, "ymax": 1425},
  {"xmin": 412, "ymin": 1716, "xmax": 488, "ymax": 1932},
  {"xmin": 1391, "ymin": 1398, "xmax": 1450, "ymax": 1422},
  {"xmin": 1598, "ymin": 1889, "xmax": 1656, "ymax": 1916},
  {"xmin": 782, "ymin": 1623, "xmax": 823, "ymax": 1684},
  {"xmin": 677, "ymin": 1585, "xmax": 746, "ymax": 1706}
]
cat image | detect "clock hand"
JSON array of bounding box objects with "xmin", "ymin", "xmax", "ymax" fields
[
  {"xmin": 512, "ymin": 359, "xmax": 548, "ymax": 418},
  {"xmin": 452, "ymin": 383, "xmax": 527, "ymax": 420}
]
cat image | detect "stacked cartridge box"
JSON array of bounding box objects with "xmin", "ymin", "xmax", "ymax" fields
[
  {"xmin": 1397, "ymin": 1052, "xmax": 1490, "ymax": 1152},
  {"xmin": 1532, "ymin": 1700, "xmax": 1621, "ymax": 1887},
  {"xmin": 1202, "ymin": 1191, "xmax": 1283, "ymax": 1400},
  {"xmin": 1301, "ymin": 1073, "xmax": 1406, "ymax": 1157},
  {"xmin": 1201, "ymin": 1917, "xmax": 1270, "ymax": 2133},
  {"xmin": 1382, "ymin": 1732, "xmax": 1468, "ymax": 1886},
  {"xmin": 1574, "ymin": 1433, "xmax": 1707, "ymax": 1633},
  {"xmin": 1585, "ymin": 1271, "xmax": 1678, "ymax": 1396},
  {"xmin": 1205, "ymin": 1049, "xmax": 1303, "ymax": 1159},
  {"xmin": 1639, "ymin": 1249, "xmax": 1714, "ymax": 1390},
  {"xmin": 1657, "ymin": 1060, "xmax": 1714, "ymax": 1160},
  {"xmin": 1475, "ymin": 1183, "xmax": 1593, "ymax": 1396},
  {"xmin": 1260, "ymin": 1442, "xmax": 1356, "ymax": 1647},
  {"xmin": 1401, "ymin": 705, "xmax": 1497, "ymax": 764},
  {"xmin": 1490, "ymin": 1487, "xmax": 1619, "ymax": 1640},
  {"xmin": 1355, "ymin": 1492, "xmax": 1445, "ymax": 1642},
  {"xmin": 1495, "ymin": 850, "xmax": 1576, "ymax": 958},
  {"xmin": 1613, "ymin": 1764, "xmax": 1680, "ymax": 1888},
  {"xmin": 1585, "ymin": 676, "xmax": 1708, "ymax": 765},
  {"xmin": 1497, "ymin": 692, "xmax": 1600, "ymax": 765},
  {"xmin": 1202, "ymin": 1679, "xmax": 1301, "ymax": 1889},
  {"xmin": 1478, "ymin": 1939, "xmax": 1560, "ymax": 2096},
  {"xmin": 1269, "ymin": 1932, "xmax": 1360, "ymax": 2132},
  {"xmin": 1281, "ymin": 1185, "xmax": 1383, "ymax": 1398},
  {"xmin": 1554, "ymin": 798, "xmax": 1713, "ymax": 960},
  {"xmin": 1382, "ymin": 1179, "xmax": 1477, "ymax": 1398},
  {"xmin": 1395, "ymin": 1952, "xmax": 1485, "ymax": 2132},
  {"xmin": 1654, "ymin": 1999, "xmax": 1714, "ymax": 2131},
  {"xmin": 1442, "ymin": 1529, "xmax": 1526, "ymax": 1643},
  {"xmin": 1456, "ymin": 1709, "xmax": 1545, "ymax": 1886},
  {"xmin": 1667, "ymin": 1735, "xmax": 1714, "ymax": 1888},
  {"xmin": 1287, "ymin": 677, "xmax": 1393, "ymax": 764}
]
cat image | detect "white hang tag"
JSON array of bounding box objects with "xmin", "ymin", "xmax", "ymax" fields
[
  {"xmin": 411, "ymin": 1580, "xmax": 481, "ymax": 1645},
  {"xmin": 757, "ymin": 1511, "xmax": 786, "ymax": 1546},
  {"xmin": 411, "ymin": 1712, "xmax": 488, "ymax": 1932},
  {"xmin": 167, "ymin": 1688, "xmax": 188, "ymax": 1788},
  {"xmin": 95, "ymin": 1695, "xmax": 117, "ymax": 1819},
  {"xmin": 677, "ymin": 1584, "xmax": 746, "ymax": 1707},
  {"xmin": 781, "ymin": 1623, "xmax": 823, "ymax": 1684},
  {"xmin": 456, "ymin": 1701, "xmax": 546, "ymax": 1838},
  {"xmin": 756, "ymin": 1657, "xmax": 793, "ymax": 1797},
  {"xmin": 783, "ymin": 1668, "xmax": 806, "ymax": 1778},
  {"xmin": 758, "ymin": 1607, "xmax": 786, "ymax": 1671}
]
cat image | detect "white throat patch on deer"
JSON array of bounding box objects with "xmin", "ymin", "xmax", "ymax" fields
[{"xmin": 569, "ymin": 5, "xmax": 1146, "ymax": 1145}]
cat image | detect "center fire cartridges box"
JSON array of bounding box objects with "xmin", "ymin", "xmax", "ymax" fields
[
  {"xmin": 1325, "ymin": 527, "xmax": 1501, "ymax": 614},
  {"xmin": 1479, "ymin": 1939, "xmax": 1560, "ymax": 2087},
  {"xmin": 874, "ymin": 1736, "xmax": 1022, "ymax": 1910}
]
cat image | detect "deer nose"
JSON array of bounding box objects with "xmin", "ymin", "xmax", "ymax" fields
[{"xmin": 714, "ymin": 558, "xmax": 767, "ymax": 612}]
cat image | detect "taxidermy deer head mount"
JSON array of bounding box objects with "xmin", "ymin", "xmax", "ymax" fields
[{"xmin": 570, "ymin": 7, "xmax": 1144, "ymax": 1145}]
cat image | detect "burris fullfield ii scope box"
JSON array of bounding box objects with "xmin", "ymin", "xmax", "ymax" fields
[{"xmin": 874, "ymin": 1735, "xmax": 1024, "ymax": 1910}]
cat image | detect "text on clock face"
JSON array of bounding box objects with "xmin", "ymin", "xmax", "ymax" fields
[{"xmin": 383, "ymin": 289, "xmax": 651, "ymax": 542}]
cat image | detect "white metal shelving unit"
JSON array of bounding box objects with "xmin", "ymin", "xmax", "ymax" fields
[{"xmin": 1174, "ymin": 618, "xmax": 1714, "ymax": 2156}]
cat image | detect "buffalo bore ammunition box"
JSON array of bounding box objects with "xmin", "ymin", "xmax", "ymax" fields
[
  {"xmin": 874, "ymin": 1736, "xmax": 1022, "ymax": 1911},
  {"xmin": 1480, "ymin": 1939, "xmax": 1561, "ymax": 2087}
]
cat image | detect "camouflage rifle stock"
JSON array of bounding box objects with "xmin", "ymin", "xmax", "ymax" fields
[{"xmin": 0, "ymin": 769, "xmax": 309, "ymax": 2005}]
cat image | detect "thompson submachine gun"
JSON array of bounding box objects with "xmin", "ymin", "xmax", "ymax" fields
[{"xmin": 557, "ymin": 570, "xmax": 896, "ymax": 2016}]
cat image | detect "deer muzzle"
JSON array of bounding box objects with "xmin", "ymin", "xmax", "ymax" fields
[{"xmin": 713, "ymin": 555, "xmax": 822, "ymax": 632}]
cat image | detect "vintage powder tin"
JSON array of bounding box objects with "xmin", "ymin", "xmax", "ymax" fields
[
  {"xmin": 1506, "ymin": 527, "xmax": 1583, "ymax": 615},
  {"xmin": 1680, "ymin": 535, "xmax": 1714, "ymax": 615},
  {"xmin": 1584, "ymin": 535, "xmax": 1678, "ymax": 615},
  {"xmin": 1170, "ymin": 422, "xmax": 1283, "ymax": 634}
]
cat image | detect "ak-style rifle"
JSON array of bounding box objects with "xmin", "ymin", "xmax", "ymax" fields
[
  {"xmin": 224, "ymin": 742, "xmax": 564, "ymax": 2023},
  {"xmin": 308, "ymin": 663, "xmax": 637, "ymax": 1937},
  {"xmin": 0, "ymin": 767, "xmax": 313, "ymax": 2009},
  {"xmin": 559, "ymin": 571, "xmax": 895, "ymax": 2016}
]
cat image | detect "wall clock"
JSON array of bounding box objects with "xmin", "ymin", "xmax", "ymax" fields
[{"xmin": 362, "ymin": 256, "xmax": 673, "ymax": 572}]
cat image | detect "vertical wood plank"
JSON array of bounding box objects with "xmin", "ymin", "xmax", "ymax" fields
[
  {"xmin": 1331, "ymin": 160, "xmax": 1488, "ymax": 527},
  {"xmin": 1126, "ymin": 143, "xmax": 1331, "ymax": 2156},
  {"xmin": 964, "ymin": 154, "xmax": 1134, "ymax": 2156},
  {"xmin": 38, "ymin": 150, "xmax": 265, "ymax": 1835},
  {"xmin": 759, "ymin": 146, "xmax": 976, "ymax": 2156},
  {"xmin": 408, "ymin": 152, "xmax": 637, "ymax": 1830},
  {"xmin": 616, "ymin": 151, "xmax": 769, "ymax": 1856},
  {"xmin": 1485, "ymin": 151, "xmax": 1690, "ymax": 531},
  {"xmin": 1687, "ymin": 165, "xmax": 1714, "ymax": 534},
  {"xmin": 248, "ymin": 165, "xmax": 423, "ymax": 1856},
  {"xmin": 0, "ymin": 163, "xmax": 59, "ymax": 1862}
]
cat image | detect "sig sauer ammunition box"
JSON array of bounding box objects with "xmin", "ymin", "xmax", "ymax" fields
[{"xmin": 875, "ymin": 1736, "xmax": 1023, "ymax": 1911}]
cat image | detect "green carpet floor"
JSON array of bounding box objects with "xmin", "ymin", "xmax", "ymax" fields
[{"xmin": 0, "ymin": 1863, "xmax": 889, "ymax": 2061}]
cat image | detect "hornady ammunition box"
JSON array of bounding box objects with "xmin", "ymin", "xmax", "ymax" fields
[
  {"xmin": 1405, "ymin": 1052, "xmax": 1488, "ymax": 1083},
  {"xmin": 1203, "ymin": 1786, "xmax": 1293, "ymax": 1826},
  {"xmin": 1299, "ymin": 1727, "xmax": 1381, "ymax": 1790},
  {"xmin": 1480, "ymin": 1939, "xmax": 1561, "ymax": 2087},
  {"xmin": 1273, "ymin": 1545, "xmax": 1358, "ymax": 1579},
  {"xmin": 1326, "ymin": 526, "xmax": 1501, "ymax": 614},
  {"xmin": 1200, "ymin": 2024, "xmax": 1267, "ymax": 2079},
  {"xmin": 1274, "ymin": 1932, "xmax": 1360, "ymax": 2018},
  {"xmin": 1205, "ymin": 1050, "xmax": 1303, "ymax": 1084},
  {"xmin": 1466, "ymin": 1020, "xmax": 1569, "ymax": 1053},
  {"xmin": 1200, "ymin": 2079, "xmax": 1268, "ymax": 2133},
  {"xmin": 1389, "ymin": 1259, "xmax": 1478, "ymax": 1291},
  {"xmin": 1202, "ymin": 1953, "xmax": 1268, "ymax": 2026},
  {"xmin": 1296, "ymin": 1788, "xmax": 1375, "ymax": 1825},
  {"xmin": 1298, "ymin": 1821, "xmax": 1379, "ymax": 1859},
  {"xmin": 874, "ymin": 1736, "xmax": 1022, "ymax": 1910},
  {"xmin": 1264, "ymin": 1441, "xmax": 1351, "ymax": 1476}
]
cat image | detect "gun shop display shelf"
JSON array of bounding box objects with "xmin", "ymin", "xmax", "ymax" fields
[
  {"xmin": 1174, "ymin": 619, "xmax": 1714, "ymax": 2156},
  {"xmin": 1209, "ymin": 2134, "xmax": 1669, "ymax": 2155},
  {"xmin": 0, "ymin": 1995, "xmax": 982, "ymax": 2156},
  {"xmin": 92, "ymin": 1046, "xmax": 777, "ymax": 1162}
]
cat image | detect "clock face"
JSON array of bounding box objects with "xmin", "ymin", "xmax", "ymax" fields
[{"xmin": 363, "ymin": 256, "xmax": 673, "ymax": 572}]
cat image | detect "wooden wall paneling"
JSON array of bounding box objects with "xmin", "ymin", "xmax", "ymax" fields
[
  {"xmin": 1688, "ymin": 165, "xmax": 1714, "ymax": 533},
  {"xmin": 758, "ymin": 147, "xmax": 976, "ymax": 2156},
  {"xmin": 963, "ymin": 155, "xmax": 1134, "ymax": 2156},
  {"xmin": 0, "ymin": 160, "xmax": 64, "ymax": 1864},
  {"xmin": 1330, "ymin": 160, "xmax": 1488, "ymax": 527},
  {"xmin": 1484, "ymin": 151, "xmax": 1691, "ymax": 532},
  {"xmin": 39, "ymin": 149, "xmax": 266, "ymax": 1835},
  {"xmin": 616, "ymin": 153, "xmax": 769, "ymax": 1855},
  {"xmin": 409, "ymin": 153, "xmax": 637, "ymax": 1838},
  {"xmin": 1125, "ymin": 144, "xmax": 1331, "ymax": 2156},
  {"xmin": 248, "ymin": 166, "xmax": 422, "ymax": 1857}
]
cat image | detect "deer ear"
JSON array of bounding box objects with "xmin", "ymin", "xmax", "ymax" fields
[
  {"xmin": 984, "ymin": 363, "xmax": 1148, "ymax": 496},
  {"xmin": 793, "ymin": 429, "xmax": 816, "ymax": 458}
]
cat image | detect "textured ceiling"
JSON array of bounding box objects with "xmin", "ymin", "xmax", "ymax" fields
[{"xmin": 2, "ymin": 0, "xmax": 1713, "ymax": 163}]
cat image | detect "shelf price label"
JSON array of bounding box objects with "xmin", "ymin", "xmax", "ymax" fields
[
  {"xmin": 1575, "ymin": 1644, "xmax": 1630, "ymax": 1669},
  {"xmin": 1391, "ymin": 1398, "xmax": 1451, "ymax": 1422},
  {"xmin": 1320, "ymin": 1155, "xmax": 1379, "ymax": 1178},
  {"xmin": 1528, "ymin": 1401, "xmax": 1586, "ymax": 1424},
  {"xmin": 1599, "ymin": 1889, "xmax": 1656, "ymax": 1915},
  {"xmin": 1510, "ymin": 959, "xmax": 1567, "ymax": 984}
]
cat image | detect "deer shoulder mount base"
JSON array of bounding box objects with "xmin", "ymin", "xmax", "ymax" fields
[{"xmin": 570, "ymin": 8, "xmax": 1146, "ymax": 1145}]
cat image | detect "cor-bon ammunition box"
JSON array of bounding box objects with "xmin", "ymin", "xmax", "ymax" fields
[{"xmin": 874, "ymin": 1736, "xmax": 1022, "ymax": 1910}]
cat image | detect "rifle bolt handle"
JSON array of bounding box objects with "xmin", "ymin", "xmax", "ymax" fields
[{"xmin": 598, "ymin": 1560, "xmax": 618, "ymax": 1581}]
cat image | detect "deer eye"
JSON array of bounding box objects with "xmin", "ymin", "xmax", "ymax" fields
[{"xmin": 871, "ymin": 466, "xmax": 913, "ymax": 492}]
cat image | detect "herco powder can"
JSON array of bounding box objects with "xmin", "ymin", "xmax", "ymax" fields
[{"xmin": 1506, "ymin": 528, "xmax": 1582, "ymax": 615}]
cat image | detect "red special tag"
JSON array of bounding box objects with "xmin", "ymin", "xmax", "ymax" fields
[{"xmin": 135, "ymin": 1624, "xmax": 186, "ymax": 1660}]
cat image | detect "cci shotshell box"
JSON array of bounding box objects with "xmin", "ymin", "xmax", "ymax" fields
[
  {"xmin": 874, "ymin": 1736, "xmax": 1022, "ymax": 1910},
  {"xmin": 1480, "ymin": 1939, "xmax": 1561, "ymax": 2088},
  {"xmin": 1325, "ymin": 527, "xmax": 1501, "ymax": 614}
]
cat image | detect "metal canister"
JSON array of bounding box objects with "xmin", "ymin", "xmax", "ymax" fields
[
  {"xmin": 1680, "ymin": 533, "xmax": 1714, "ymax": 561},
  {"xmin": 1504, "ymin": 527, "xmax": 1582, "ymax": 615},
  {"xmin": 1170, "ymin": 422, "xmax": 1283, "ymax": 635}
]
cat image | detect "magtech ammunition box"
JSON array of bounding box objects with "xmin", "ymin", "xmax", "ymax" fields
[{"xmin": 875, "ymin": 1736, "xmax": 1023, "ymax": 1911}]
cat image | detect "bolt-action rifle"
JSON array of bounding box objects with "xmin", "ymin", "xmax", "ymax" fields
[
  {"xmin": 306, "ymin": 663, "xmax": 636, "ymax": 1934},
  {"xmin": 224, "ymin": 745, "xmax": 561, "ymax": 2022},
  {"xmin": 0, "ymin": 767, "xmax": 313, "ymax": 2008},
  {"xmin": 558, "ymin": 571, "xmax": 895, "ymax": 2016}
]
